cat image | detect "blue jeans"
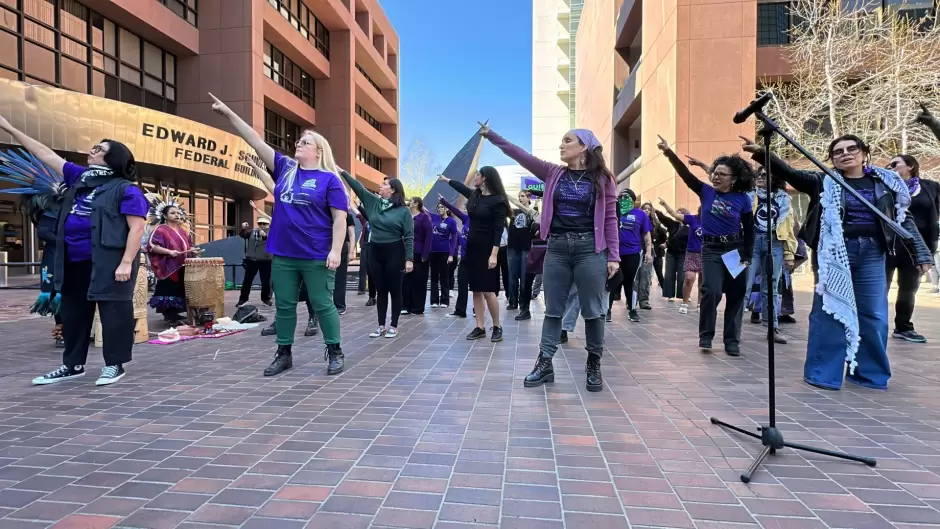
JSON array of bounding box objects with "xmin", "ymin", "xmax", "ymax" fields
[
  {"xmin": 563, "ymin": 283, "xmax": 579, "ymax": 331},
  {"xmin": 539, "ymin": 233, "xmax": 608, "ymax": 359},
  {"xmin": 804, "ymin": 237, "xmax": 889, "ymax": 390},
  {"xmin": 507, "ymin": 247, "xmax": 528, "ymax": 305},
  {"xmin": 745, "ymin": 232, "xmax": 785, "ymax": 328}
]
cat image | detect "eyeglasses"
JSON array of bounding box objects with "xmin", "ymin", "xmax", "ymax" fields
[
  {"xmin": 295, "ymin": 139, "xmax": 316, "ymax": 148},
  {"xmin": 887, "ymin": 161, "xmax": 900, "ymax": 169},
  {"xmin": 711, "ymin": 170, "xmax": 733, "ymax": 179},
  {"xmin": 830, "ymin": 145, "xmax": 861, "ymax": 158},
  {"xmin": 89, "ymin": 144, "xmax": 106, "ymax": 154}
]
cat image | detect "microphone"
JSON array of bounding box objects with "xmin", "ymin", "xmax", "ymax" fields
[{"xmin": 733, "ymin": 93, "xmax": 773, "ymax": 124}]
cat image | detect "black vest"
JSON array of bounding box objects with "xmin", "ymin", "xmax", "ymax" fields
[{"xmin": 53, "ymin": 172, "xmax": 140, "ymax": 301}]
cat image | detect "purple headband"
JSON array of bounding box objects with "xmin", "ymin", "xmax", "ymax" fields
[{"xmin": 573, "ymin": 129, "xmax": 601, "ymax": 151}]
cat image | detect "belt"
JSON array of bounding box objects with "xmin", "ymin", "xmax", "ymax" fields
[{"xmin": 702, "ymin": 233, "xmax": 742, "ymax": 244}]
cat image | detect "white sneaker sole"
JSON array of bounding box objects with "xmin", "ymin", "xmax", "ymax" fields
[
  {"xmin": 32, "ymin": 372, "xmax": 85, "ymax": 385},
  {"xmin": 96, "ymin": 372, "xmax": 125, "ymax": 386}
]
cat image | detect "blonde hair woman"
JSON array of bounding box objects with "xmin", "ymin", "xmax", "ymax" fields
[{"xmin": 210, "ymin": 94, "xmax": 350, "ymax": 377}]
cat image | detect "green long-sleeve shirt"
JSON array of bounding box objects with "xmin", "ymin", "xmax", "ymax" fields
[{"xmin": 341, "ymin": 171, "xmax": 414, "ymax": 257}]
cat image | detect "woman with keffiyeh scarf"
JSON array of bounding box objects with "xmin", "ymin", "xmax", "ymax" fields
[{"xmin": 744, "ymin": 135, "xmax": 933, "ymax": 391}]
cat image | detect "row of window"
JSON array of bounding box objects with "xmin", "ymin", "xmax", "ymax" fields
[
  {"xmin": 267, "ymin": 0, "xmax": 330, "ymax": 59},
  {"xmin": 356, "ymin": 63, "xmax": 381, "ymax": 92},
  {"xmin": 157, "ymin": 0, "xmax": 197, "ymax": 27},
  {"xmin": 758, "ymin": 1, "xmax": 937, "ymax": 46},
  {"xmin": 0, "ymin": 0, "xmax": 177, "ymax": 114},
  {"xmin": 355, "ymin": 103, "xmax": 381, "ymax": 132},
  {"xmin": 264, "ymin": 108, "xmax": 302, "ymax": 155},
  {"xmin": 263, "ymin": 40, "xmax": 315, "ymax": 108},
  {"xmin": 357, "ymin": 145, "xmax": 382, "ymax": 172}
]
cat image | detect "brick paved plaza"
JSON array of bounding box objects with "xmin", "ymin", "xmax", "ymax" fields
[{"xmin": 1, "ymin": 280, "xmax": 939, "ymax": 529}]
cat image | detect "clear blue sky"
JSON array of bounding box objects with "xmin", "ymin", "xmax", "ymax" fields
[{"xmin": 380, "ymin": 0, "xmax": 532, "ymax": 180}]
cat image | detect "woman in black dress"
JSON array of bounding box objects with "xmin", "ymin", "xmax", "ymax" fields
[{"xmin": 438, "ymin": 168, "xmax": 511, "ymax": 342}]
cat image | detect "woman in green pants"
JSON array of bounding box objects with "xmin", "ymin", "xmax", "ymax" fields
[{"xmin": 210, "ymin": 94, "xmax": 349, "ymax": 377}]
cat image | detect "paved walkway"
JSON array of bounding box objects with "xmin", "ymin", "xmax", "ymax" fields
[{"xmin": 0, "ymin": 280, "xmax": 939, "ymax": 529}]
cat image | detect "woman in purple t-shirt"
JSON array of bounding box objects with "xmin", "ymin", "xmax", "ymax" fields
[
  {"xmin": 608, "ymin": 189, "xmax": 652, "ymax": 323},
  {"xmin": 657, "ymin": 136, "xmax": 756, "ymax": 356},
  {"xmin": 0, "ymin": 108, "xmax": 148, "ymax": 387},
  {"xmin": 211, "ymin": 94, "xmax": 349, "ymax": 377}
]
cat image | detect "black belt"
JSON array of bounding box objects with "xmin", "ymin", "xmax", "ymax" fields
[{"xmin": 702, "ymin": 233, "xmax": 742, "ymax": 244}]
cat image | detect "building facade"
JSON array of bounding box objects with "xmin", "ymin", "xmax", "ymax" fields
[
  {"xmin": 0, "ymin": 0, "xmax": 399, "ymax": 267},
  {"xmin": 599, "ymin": 0, "xmax": 936, "ymax": 210},
  {"xmin": 531, "ymin": 0, "xmax": 582, "ymax": 162}
]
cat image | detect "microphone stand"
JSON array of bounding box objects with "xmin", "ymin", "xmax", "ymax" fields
[{"xmin": 709, "ymin": 102, "xmax": 901, "ymax": 483}]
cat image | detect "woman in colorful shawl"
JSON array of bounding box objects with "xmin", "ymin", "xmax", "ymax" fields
[
  {"xmin": 744, "ymin": 135, "xmax": 932, "ymax": 391},
  {"xmin": 147, "ymin": 200, "xmax": 198, "ymax": 326}
]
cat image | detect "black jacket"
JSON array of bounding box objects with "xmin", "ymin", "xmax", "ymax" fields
[
  {"xmin": 752, "ymin": 152, "xmax": 933, "ymax": 267},
  {"xmin": 905, "ymin": 179, "xmax": 939, "ymax": 256},
  {"xmin": 657, "ymin": 211, "xmax": 689, "ymax": 254},
  {"xmin": 54, "ymin": 172, "xmax": 140, "ymax": 301}
]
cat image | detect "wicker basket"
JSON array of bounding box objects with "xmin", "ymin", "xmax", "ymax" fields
[{"xmin": 184, "ymin": 257, "xmax": 225, "ymax": 323}]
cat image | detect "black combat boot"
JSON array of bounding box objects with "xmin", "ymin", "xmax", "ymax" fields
[
  {"xmin": 305, "ymin": 317, "xmax": 319, "ymax": 337},
  {"xmin": 585, "ymin": 355, "xmax": 603, "ymax": 392},
  {"xmin": 524, "ymin": 354, "xmax": 554, "ymax": 388},
  {"xmin": 325, "ymin": 343, "xmax": 344, "ymax": 375},
  {"xmin": 264, "ymin": 345, "xmax": 293, "ymax": 376}
]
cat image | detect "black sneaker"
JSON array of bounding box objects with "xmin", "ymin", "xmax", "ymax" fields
[
  {"xmin": 751, "ymin": 311, "xmax": 761, "ymax": 324},
  {"xmin": 55, "ymin": 337, "xmax": 65, "ymax": 348},
  {"xmin": 639, "ymin": 301, "xmax": 652, "ymax": 310},
  {"xmin": 524, "ymin": 355, "xmax": 554, "ymax": 388},
  {"xmin": 605, "ymin": 310, "xmax": 612, "ymax": 323},
  {"xmin": 264, "ymin": 345, "xmax": 293, "ymax": 376},
  {"xmin": 773, "ymin": 329, "xmax": 788, "ymax": 344},
  {"xmin": 560, "ymin": 330, "xmax": 568, "ymax": 344},
  {"xmin": 629, "ymin": 310, "xmax": 640, "ymax": 322},
  {"xmin": 365, "ymin": 298, "xmax": 376, "ymax": 307},
  {"xmin": 337, "ymin": 308, "xmax": 347, "ymax": 315},
  {"xmin": 507, "ymin": 303, "xmax": 518, "ymax": 311},
  {"xmin": 491, "ymin": 326, "xmax": 503, "ymax": 342},
  {"xmin": 261, "ymin": 321, "xmax": 277, "ymax": 337},
  {"xmin": 304, "ymin": 318, "xmax": 319, "ymax": 337},
  {"xmin": 96, "ymin": 365, "xmax": 125, "ymax": 386},
  {"xmin": 893, "ymin": 330, "xmax": 927, "ymax": 343},
  {"xmin": 586, "ymin": 355, "xmax": 603, "ymax": 392},
  {"xmin": 725, "ymin": 342, "xmax": 741, "ymax": 356},
  {"xmin": 515, "ymin": 310, "xmax": 531, "ymax": 321},
  {"xmin": 325, "ymin": 343, "xmax": 345, "ymax": 375},
  {"xmin": 32, "ymin": 364, "xmax": 85, "ymax": 385},
  {"xmin": 262, "ymin": 299, "xmax": 273, "ymax": 307},
  {"xmin": 467, "ymin": 327, "xmax": 487, "ymax": 340},
  {"xmin": 447, "ymin": 311, "xmax": 466, "ymax": 318},
  {"xmin": 699, "ymin": 339, "xmax": 712, "ymax": 351},
  {"xmin": 779, "ymin": 315, "xmax": 797, "ymax": 324}
]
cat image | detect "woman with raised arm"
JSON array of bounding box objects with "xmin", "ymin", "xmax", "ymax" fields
[
  {"xmin": 658, "ymin": 199, "xmax": 702, "ymax": 314},
  {"xmin": 0, "ymin": 105, "xmax": 148, "ymax": 387},
  {"xmin": 481, "ymin": 124, "xmax": 619, "ymax": 392},
  {"xmin": 656, "ymin": 136, "xmax": 755, "ymax": 355},
  {"xmin": 211, "ymin": 94, "xmax": 349, "ymax": 377},
  {"xmin": 341, "ymin": 171, "xmax": 413, "ymax": 339},
  {"xmin": 439, "ymin": 194, "xmax": 471, "ymax": 319},
  {"xmin": 743, "ymin": 135, "xmax": 932, "ymax": 390},
  {"xmin": 437, "ymin": 166, "xmax": 511, "ymax": 343}
]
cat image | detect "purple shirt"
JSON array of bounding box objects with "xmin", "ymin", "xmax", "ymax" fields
[
  {"xmin": 619, "ymin": 208, "xmax": 652, "ymax": 255},
  {"xmin": 699, "ymin": 185, "xmax": 751, "ymax": 237},
  {"xmin": 431, "ymin": 214, "xmax": 458, "ymax": 255},
  {"xmin": 485, "ymin": 131, "xmax": 620, "ymax": 262},
  {"xmin": 413, "ymin": 211, "xmax": 433, "ymax": 261},
  {"xmin": 684, "ymin": 214, "xmax": 703, "ymax": 253},
  {"xmin": 267, "ymin": 152, "xmax": 349, "ymax": 260},
  {"xmin": 62, "ymin": 162, "xmax": 148, "ymax": 262},
  {"xmin": 439, "ymin": 196, "xmax": 469, "ymax": 258}
]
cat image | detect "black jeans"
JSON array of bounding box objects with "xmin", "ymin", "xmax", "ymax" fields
[
  {"xmin": 358, "ymin": 243, "xmax": 375, "ymax": 297},
  {"xmin": 333, "ymin": 242, "xmax": 349, "ymax": 311},
  {"xmin": 663, "ymin": 251, "xmax": 685, "ymax": 299},
  {"xmin": 886, "ymin": 255, "xmax": 920, "ymax": 333},
  {"xmin": 521, "ymin": 272, "xmax": 537, "ymax": 310},
  {"xmin": 653, "ymin": 253, "xmax": 665, "ymax": 296},
  {"xmin": 429, "ymin": 252, "xmax": 451, "ymax": 305},
  {"xmin": 498, "ymin": 246, "xmax": 510, "ymax": 295},
  {"xmin": 61, "ymin": 259, "xmax": 134, "ymax": 367},
  {"xmin": 454, "ymin": 256, "xmax": 470, "ymax": 316},
  {"xmin": 448, "ymin": 256, "xmax": 459, "ymax": 293},
  {"xmin": 700, "ymin": 243, "xmax": 748, "ymax": 345},
  {"xmin": 402, "ymin": 253, "xmax": 429, "ymax": 314},
  {"xmin": 609, "ymin": 252, "xmax": 643, "ymax": 311},
  {"xmin": 239, "ymin": 258, "xmax": 272, "ymax": 304},
  {"xmin": 369, "ymin": 241, "xmax": 406, "ymax": 327}
]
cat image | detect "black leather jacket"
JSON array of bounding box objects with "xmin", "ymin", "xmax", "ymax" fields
[{"xmin": 752, "ymin": 151, "xmax": 932, "ymax": 266}]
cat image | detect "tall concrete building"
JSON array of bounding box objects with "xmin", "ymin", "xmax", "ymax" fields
[
  {"xmin": 0, "ymin": 0, "xmax": 399, "ymax": 266},
  {"xmin": 531, "ymin": 0, "xmax": 583, "ymax": 162}
]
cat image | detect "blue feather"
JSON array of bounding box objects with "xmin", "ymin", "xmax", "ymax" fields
[{"xmin": 0, "ymin": 149, "xmax": 63, "ymax": 197}]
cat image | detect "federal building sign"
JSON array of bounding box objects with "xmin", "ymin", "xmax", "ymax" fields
[{"xmin": 0, "ymin": 80, "xmax": 268, "ymax": 199}]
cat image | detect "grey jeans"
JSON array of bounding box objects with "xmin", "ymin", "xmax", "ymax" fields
[
  {"xmin": 562, "ymin": 283, "xmax": 579, "ymax": 331},
  {"xmin": 539, "ymin": 232, "xmax": 608, "ymax": 359}
]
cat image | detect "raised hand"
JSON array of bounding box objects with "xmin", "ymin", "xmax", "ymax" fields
[
  {"xmin": 686, "ymin": 155, "xmax": 709, "ymax": 171},
  {"xmin": 916, "ymin": 103, "xmax": 935, "ymax": 125},
  {"xmin": 438, "ymin": 174, "xmax": 449, "ymax": 183},
  {"xmin": 478, "ymin": 121, "xmax": 490, "ymax": 137},
  {"xmin": 656, "ymin": 135, "xmax": 669, "ymax": 152},
  {"xmin": 739, "ymin": 136, "xmax": 761, "ymax": 154},
  {"xmin": 208, "ymin": 92, "xmax": 229, "ymax": 116}
]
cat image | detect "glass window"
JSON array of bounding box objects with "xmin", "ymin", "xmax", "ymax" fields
[
  {"xmin": 60, "ymin": 0, "xmax": 88, "ymax": 42},
  {"xmin": 24, "ymin": 19, "xmax": 54, "ymax": 47},
  {"xmin": 120, "ymin": 64, "xmax": 140, "ymax": 85},
  {"xmin": 144, "ymin": 74, "xmax": 162, "ymax": 94},
  {"xmin": 0, "ymin": 31, "xmax": 17, "ymax": 69},
  {"xmin": 61, "ymin": 36, "xmax": 86, "ymax": 61},
  {"xmin": 59, "ymin": 56, "xmax": 87, "ymax": 92},
  {"xmin": 264, "ymin": 108, "xmax": 302, "ymax": 154},
  {"xmin": 144, "ymin": 41, "xmax": 162, "ymax": 77},
  {"xmin": 23, "ymin": 41, "xmax": 55, "ymax": 83},
  {"xmin": 24, "ymin": 0, "xmax": 54, "ymax": 26},
  {"xmin": 268, "ymin": 0, "xmax": 330, "ymax": 59},
  {"xmin": 156, "ymin": 0, "xmax": 197, "ymax": 27},
  {"xmin": 356, "ymin": 104, "xmax": 382, "ymax": 132},
  {"xmin": 263, "ymin": 40, "xmax": 315, "ymax": 108},
  {"xmin": 0, "ymin": 8, "xmax": 17, "ymax": 32},
  {"xmin": 120, "ymin": 80, "xmax": 142, "ymax": 105},
  {"xmin": 165, "ymin": 53, "xmax": 175, "ymax": 84},
  {"xmin": 757, "ymin": 2, "xmax": 790, "ymax": 46},
  {"xmin": 356, "ymin": 145, "xmax": 382, "ymax": 172},
  {"xmin": 119, "ymin": 28, "xmax": 140, "ymax": 67}
]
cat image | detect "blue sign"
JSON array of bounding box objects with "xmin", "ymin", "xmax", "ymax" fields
[{"xmin": 521, "ymin": 176, "xmax": 543, "ymax": 195}]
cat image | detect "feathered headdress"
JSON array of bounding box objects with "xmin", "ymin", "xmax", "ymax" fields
[
  {"xmin": 145, "ymin": 186, "xmax": 190, "ymax": 229},
  {"xmin": 0, "ymin": 148, "xmax": 65, "ymax": 197}
]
